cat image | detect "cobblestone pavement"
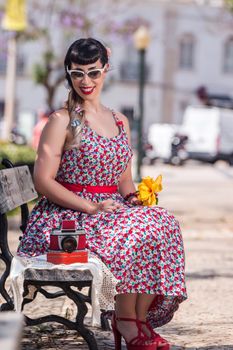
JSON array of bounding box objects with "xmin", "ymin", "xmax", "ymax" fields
[
  {"xmin": 17, "ymin": 228, "xmax": 233, "ymax": 350},
  {"xmin": 1, "ymin": 162, "xmax": 233, "ymax": 349}
]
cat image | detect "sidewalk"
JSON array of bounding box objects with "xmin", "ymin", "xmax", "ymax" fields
[
  {"xmin": 3, "ymin": 226, "xmax": 232, "ymax": 349},
  {"xmin": 1, "ymin": 162, "xmax": 233, "ymax": 349},
  {"xmin": 163, "ymin": 228, "xmax": 233, "ymax": 349}
]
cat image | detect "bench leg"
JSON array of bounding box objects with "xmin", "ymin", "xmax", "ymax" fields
[
  {"xmin": 0, "ymin": 215, "xmax": 14, "ymax": 311},
  {"xmin": 23, "ymin": 283, "xmax": 99, "ymax": 349},
  {"xmin": 0, "ymin": 258, "xmax": 14, "ymax": 311},
  {"xmin": 25, "ymin": 314, "xmax": 99, "ymax": 350},
  {"xmin": 101, "ymin": 310, "xmax": 112, "ymax": 331},
  {"xmin": 64, "ymin": 285, "xmax": 99, "ymax": 350}
]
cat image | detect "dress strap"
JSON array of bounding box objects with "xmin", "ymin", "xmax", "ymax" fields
[{"xmin": 111, "ymin": 110, "xmax": 124, "ymax": 128}]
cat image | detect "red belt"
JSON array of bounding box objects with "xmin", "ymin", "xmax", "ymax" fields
[{"xmin": 59, "ymin": 181, "xmax": 118, "ymax": 194}]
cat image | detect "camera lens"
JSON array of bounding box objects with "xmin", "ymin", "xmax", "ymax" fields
[{"xmin": 61, "ymin": 236, "xmax": 77, "ymax": 253}]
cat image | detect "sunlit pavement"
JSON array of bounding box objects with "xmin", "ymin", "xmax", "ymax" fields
[
  {"xmin": 2, "ymin": 160, "xmax": 233, "ymax": 349},
  {"xmin": 141, "ymin": 160, "xmax": 233, "ymax": 349}
]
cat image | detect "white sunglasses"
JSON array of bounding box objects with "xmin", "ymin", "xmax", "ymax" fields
[{"xmin": 66, "ymin": 65, "xmax": 107, "ymax": 80}]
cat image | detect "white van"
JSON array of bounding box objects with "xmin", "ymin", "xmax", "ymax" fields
[
  {"xmin": 180, "ymin": 106, "xmax": 233, "ymax": 165},
  {"xmin": 146, "ymin": 123, "xmax": 179, "ymax": 163}
]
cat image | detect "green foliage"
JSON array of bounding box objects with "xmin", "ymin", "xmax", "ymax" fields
[
  {"xmin": 33, "ymin": 63, "xmax": 48, "ymax": 84},
  {"xmin": 0, "ymin": 142, "xmax": 36, "ymax": 168},
  {"xmin": 225, "ymin": 0, "xmax": 233, "ymax": 12},
  {"xmin": 0, "ymin": 141, "xmax": 38, "ymax": 217},
  {"xmin": 20, "ymin": 1, "xmax": 152, "ymax": 109},
  {"xmin": 44, "ymin": 50, "xmax": 55, "ymax": 64},
  {"xmin": 32, "ymin": 49, "xmax": 63, "ymax": 109},
  {"xmin": 32, "ymin": 50, "xmax": 54, "ymax": 84}
]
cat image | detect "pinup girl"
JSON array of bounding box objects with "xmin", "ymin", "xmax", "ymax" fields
[{"xmin": 18, "ymin": 38, "xmax": 187, "ymax": 349}]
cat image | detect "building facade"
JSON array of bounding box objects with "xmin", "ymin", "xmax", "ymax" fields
[{"xmin": 0, "ymin": 0, "xmax": 232, "ymax": 140}]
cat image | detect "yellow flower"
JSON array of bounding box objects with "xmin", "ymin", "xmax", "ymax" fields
[{"xmin": 137, "ymin": 175, "xmax": 163, "ymax": 206}]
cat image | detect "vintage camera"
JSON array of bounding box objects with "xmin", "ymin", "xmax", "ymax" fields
[
  {"xmin": 49, "ymin": 220, "xmax": 86, "ymax": 253},
  {"xmin": 47, "ymin": 220, "xmax": 88, "ymax": 264}
]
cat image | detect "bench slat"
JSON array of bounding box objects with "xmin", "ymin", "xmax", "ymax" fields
[
  {"xmin": 24, "ymin": 268, "xmax": 93, "ymax": 282},
  {"xmin": 0, "ymin": 166, "xmax": 37, "ymax": 214}
]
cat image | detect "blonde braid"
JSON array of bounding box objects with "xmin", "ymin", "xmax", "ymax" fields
[{"xmin": 64, "ymin": 89, "xmax": 86, "ymax": 150}]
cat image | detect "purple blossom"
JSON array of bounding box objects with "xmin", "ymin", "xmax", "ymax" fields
[
  {"xmin": 62, "ymin": 15, "xmax": 73, "ymax": 27},
  {"xmin": 75, "ymin": 17, "xmax": 85, "ymax": 28}
]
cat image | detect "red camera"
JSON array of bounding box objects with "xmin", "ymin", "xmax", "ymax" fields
[{"xmin": 47, "ymin": 220, "xmax": 88, "ymax": 264}]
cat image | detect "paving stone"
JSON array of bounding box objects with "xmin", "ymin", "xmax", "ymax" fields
[{"xmin": 1, "ymin": 164, "xmax": 233, "ymax": 349}]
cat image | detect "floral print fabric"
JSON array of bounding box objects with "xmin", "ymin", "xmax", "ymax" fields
[{"xmin": 17, "ymin": 112, "xmax": 187, "ymax": 328}]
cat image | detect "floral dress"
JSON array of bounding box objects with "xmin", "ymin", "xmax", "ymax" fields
[{"xmin": 17, "ymin": 111, "xmax": 187, "ymax": 328}]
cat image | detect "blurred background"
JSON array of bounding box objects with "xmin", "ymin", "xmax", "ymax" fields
[
  {"xmin": 0, "ymin": 1, "xmax": 233, "ymax": 348},
  {"xmin": 0, "ymin": 0, "xmax": 233, "ymax": 172}
]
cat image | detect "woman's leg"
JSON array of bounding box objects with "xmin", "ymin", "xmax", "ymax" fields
[
  {"xmin": 114, "ymin": 293, "xmax": 156, "ymax": 343},
  {"xmin": 136, "ymin": 294, "xmax": 170, "ymax": 348},
  {"xmin": 136, "ymin": 294, "xmax": 155, "ymax": 321},
  {"xmin": 115, "ymin": 293, "xmax": 137, "ymax": 318},
  {"xmin": 136, "ymin": 294, "xmax": 156, "ymax": 338},
  {"xmin": 114, "ymin": 293, "xmax": 138, "ymax": 343}
]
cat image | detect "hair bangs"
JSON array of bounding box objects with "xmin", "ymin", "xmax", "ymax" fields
[
  {"xmin": 65, "ymin": 38, "xmax": 108, "ymax": 71},
  {"xmin": 69, "ymin": 46, "xmax": 101, "ymax": 66}
]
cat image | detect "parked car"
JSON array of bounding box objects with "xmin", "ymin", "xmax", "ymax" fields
[
  {"xmin": 145, "ymin": 123, "xmax": 180, "ymax": 164},
  {"xmin": 180, "ymin": 105, "xmax": 233, "ymax": 165},
  {"xmin": 169, "ymin": 133, "xmax": 188, "ymax": 166}
]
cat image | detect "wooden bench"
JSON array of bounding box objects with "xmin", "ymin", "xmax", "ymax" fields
[{"xmin": 0, "ymin": 158, "xmax": 110, "ymax": 349}]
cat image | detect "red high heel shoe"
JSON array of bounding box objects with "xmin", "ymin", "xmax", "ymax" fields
[
  {"xmin": 111, "ymin": 315, "xmax": 158, "ymax": 350},
  {"xmin": 141, "ymin": 321, "xmax": 170, "ymax": 350}
]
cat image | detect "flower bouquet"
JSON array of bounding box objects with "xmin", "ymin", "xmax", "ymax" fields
[{"xmin": 137, "ymin": 175, "xmax": 163, "ymax": 206}]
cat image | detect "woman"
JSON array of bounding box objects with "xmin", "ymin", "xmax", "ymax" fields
[{"xmin": 18, "ymin": 38, "xmax": 187, "ymax": 350}]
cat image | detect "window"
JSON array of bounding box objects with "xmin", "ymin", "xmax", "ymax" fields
[
  {"xmin": 0, "ymin": 51, "xmax": 25, "ymax": 76},
  {"xmin": 120, "ymin": 42, "xmax": 149, "ymax": 81},
  {"xmin": 0, "ymin": 31, "xmax": 25, "ymax": 75},
  {"xmin": 223, "ymin": 37, "xmax": 233, "ymax": 73},
  {"xmin": 179, "ymin": 34, "xmax": 195, "ymax": 70},
  {"xmin": 120, "ymin": 61, "xmax": 138, "ymax": 81},
  {"xmin": 0, "ymin": 31, "xmax": 8, "ymax": 75},
  {"xmin": 0, "ymin": 101, "xmax": 4, "ymax": 119}
]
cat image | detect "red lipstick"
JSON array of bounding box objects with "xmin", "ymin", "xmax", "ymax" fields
[{"xmin": 80, "ymin": 87, "xmax": 95, "ymax": 95}]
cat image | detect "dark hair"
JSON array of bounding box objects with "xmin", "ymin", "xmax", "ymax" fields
[
  {"xmin": 64, "ymin": 38, "xmax": 108, "ymax": 88},
  {"xmin": 64, "ymin": 38, "xmax": 109, "ymax": 150}
]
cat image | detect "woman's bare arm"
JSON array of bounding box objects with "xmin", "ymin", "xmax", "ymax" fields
[
  {"xmin": 117, "ymin": 113, "xmax": 137, "ymax": 197},
  {"xmin": 33, "ymin": 109, "xmax": 97, "ymax": 214}
]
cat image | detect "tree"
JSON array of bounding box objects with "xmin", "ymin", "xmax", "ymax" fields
[
  {"xmin": 29, "ymin": 0, "xmax": 151, "ymax": 110},
  {"xmin": 32, "ymin": 49, "xmax": 65, "ymax": 110},
  {"xmin": 1, "ymin": 0, "xmax": 151, "ymax": 110},
  {"xmin": 225, "ymin": 0, "xmax": 233, "ymax": 13}
]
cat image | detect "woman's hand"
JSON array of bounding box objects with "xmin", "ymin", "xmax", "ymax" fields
[
  {"xmin": 128, "ymin": 196, "xmax": 143, "ymax": 206},
  {"xmin": 88, "ymin": 199, "xmax": 123, "ymax": 214},
  {"xmin": 99, "ymin": 199, "xmax": 123, "ymax": 213}
]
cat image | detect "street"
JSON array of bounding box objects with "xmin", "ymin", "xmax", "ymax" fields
[
  {"xmin": 2, "ymin": 160, "xmax": 233, "ymax": 349},
  {"xmin": 140, "ymin": 160, "xmax": 233, "ymax": 232},
  {"xmin": 140, "ymin": 160, "xmax": 233, "ymax": 349}
]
